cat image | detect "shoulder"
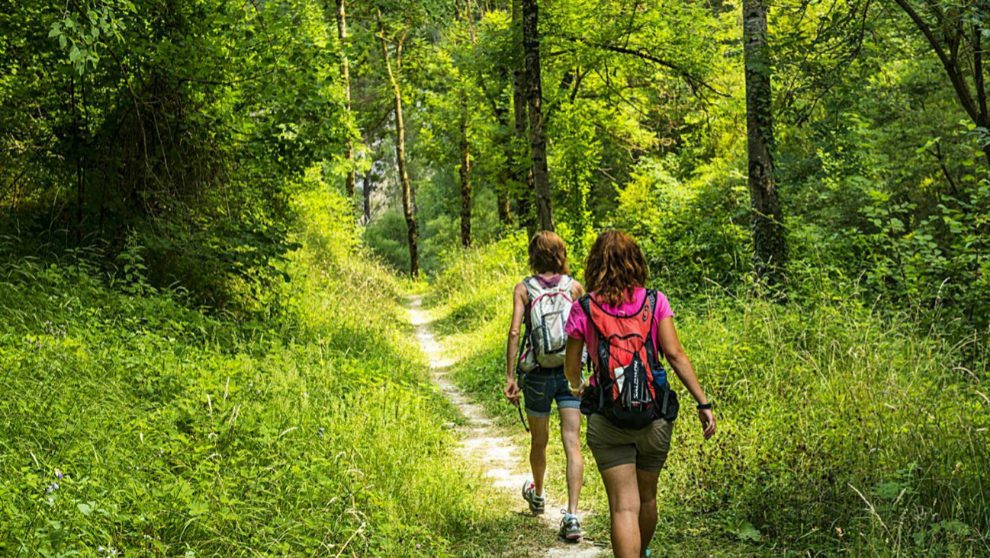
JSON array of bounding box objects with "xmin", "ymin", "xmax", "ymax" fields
[
  {"xmin": 651, "ymin": 290, "xmax": 674, "ymax": 319},
  {"xmin": 565, "ymin": 296, "xmax": 590, "ymax": 337},
  {"xmin": 513, "ymin": 280, "xmax": 530, "ymax": 299},
  {"xmin": 569, "ymin": 278, "xmax": 585, "ymax": 297},
  {"xmin": 569, "ymin": 294, "xmax": 590, "ymax": 315}
]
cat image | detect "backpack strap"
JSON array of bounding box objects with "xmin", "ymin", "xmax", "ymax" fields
[
  {"xmin": 527, "ymin": 275, "xmax": 571, "ymax": 299},
  {"xmin": 521, "ymin": 276, "xmax": 539, "ymax": 349},
  {"xmin": 643, "ymin": 289, "xmax": 670, "ymax": 393},
  {"xmin": 578, "ymin": 293, "xmax": 596, "ymax": 334},
  {"xmin": 522, "ymin": 276, "xmax": 542, "ymax": 302},
  {"xmin": 644, "ymin": 289, "xmax": 659, "ymax": 368},
  {"xmin": 579, "ymin": 294, "xmax": 612, "ymax": 389},
  {"xmin": 578, "ymin": 294, "xmax": 607, "ymax": 410}
]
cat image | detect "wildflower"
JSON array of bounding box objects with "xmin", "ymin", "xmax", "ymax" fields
[
  {"xmin": 45, "ymin": 482, "xmax": 59, "ymax": 493},
  {"xmin": 54, "ymin": 468, "xmax": 64, "ymax": 480}
]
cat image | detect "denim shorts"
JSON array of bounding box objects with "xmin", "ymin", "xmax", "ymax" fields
[{"xmin": 522, "ymin": 368, "xmax": 581, "ymax": 417}]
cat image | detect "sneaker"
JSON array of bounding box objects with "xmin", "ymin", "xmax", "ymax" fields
[
  {"xmin": 559, "ymin": 512, "xmax": 582, "ymax": 541},
  {"xmin": 521, "ymin": 480, "xmax": 545, "ymax": 514}
]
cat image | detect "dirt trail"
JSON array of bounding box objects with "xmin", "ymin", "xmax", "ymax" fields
[{"xmin": 406, "ymin": 295, "xmax": 602, "ymax": 558}]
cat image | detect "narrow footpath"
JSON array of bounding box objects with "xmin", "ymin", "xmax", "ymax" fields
[{"xmin": 406, "ymin": 295, "xmax": 602, "ymax": 558}]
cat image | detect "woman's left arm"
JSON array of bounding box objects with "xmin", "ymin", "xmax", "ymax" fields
[{"xmin": 656, "ymin": 317, "xmax": 716, "ymax": 439}]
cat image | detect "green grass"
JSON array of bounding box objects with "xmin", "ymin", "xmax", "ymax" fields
[
  {"xmin": 0, "ymin": 186, "xmax": 535, "ymax": 557},
  {"xmin": 4, "ymin": 190, "xmax": 987, "ymax": 556},
  {"xmin": 427, "ymin": 234, "xmax": 990, "ymax": 557}
]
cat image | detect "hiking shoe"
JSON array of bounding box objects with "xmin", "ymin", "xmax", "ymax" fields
[
  {"xmin": 559, "ymin": 512, "xmax": 582, "ymax": 541},
  {"xmin": 521, "ymin": 480, "xmax": 545, "ymax": 514}
]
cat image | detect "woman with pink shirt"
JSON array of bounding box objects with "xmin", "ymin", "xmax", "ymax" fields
[{"xmin": 563, "ymin": 230, "xmax": 716, "ymax": 558}]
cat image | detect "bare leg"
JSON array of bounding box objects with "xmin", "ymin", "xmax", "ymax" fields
[
  {"xmin": 528, "ymin": 415, "xmax": 549, "ymax": 494},
  {"xmin": 559, "ymin": 408, "xmax": 583, "ymax": 514},
  {"xmin": 600, "ymin": 463, "xmax": 641, "ymax": 558},
  {"xmin": 636, "ymin": 468, "xmax": 660, "ymax": 557}
]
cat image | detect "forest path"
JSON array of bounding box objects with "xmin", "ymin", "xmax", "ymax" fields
[{"xmin": 405, "ymin": 295, "xmax": 603, "ymax": 558}]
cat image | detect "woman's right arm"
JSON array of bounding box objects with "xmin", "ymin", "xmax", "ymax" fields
[
  {"xmin": 656, "ymin": 317, "xmax": 716, "ymax": 439},
  {"xmin": 504, "ymin": 282, "xmax": 528, "ymax": 405},
  {"xmin": 564, "ymin": 337, "xmax": 585, "ymax": 395}
]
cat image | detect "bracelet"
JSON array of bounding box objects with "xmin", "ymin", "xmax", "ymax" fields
[{"xmin": 696, "ymin": 402, "xmax": 713, "ymax": 410}]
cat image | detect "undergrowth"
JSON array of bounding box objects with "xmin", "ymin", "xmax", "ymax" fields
[
  {"xmin": 0, "ymin": 180, "xmax": 525, "ymax": 557},
  {"xmin": 428, "ymin": 233, "xmax": 990, "ymax": 557}
]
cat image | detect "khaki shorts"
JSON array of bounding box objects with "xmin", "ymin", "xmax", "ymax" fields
[{"xmin": 586, "ymin": 413, "xmax": 674, "ymax": 472}]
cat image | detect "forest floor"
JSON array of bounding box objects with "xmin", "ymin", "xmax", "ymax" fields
[{"xmin": 406, "ymin": 295, "xmax": 605, "ymax": 558}]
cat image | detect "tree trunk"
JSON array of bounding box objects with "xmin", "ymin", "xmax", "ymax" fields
[
  {"xmin": 71, "ymin": 74, "xmax": 84, "ymax": 244},
  {"xmin": 974, "ymin": 26, "xmax": 990, "ymax": 166},
  {"xmin": 362, "ymin": 167, "xmax": 374, "ymax": 224},
  {"xmin": 483, "ymin": 90, "xmax": 515, "ymax": 227},
  {"xmin": 379, "ymin": 31, "xmax": 419, "ymax": 277},
  {"xmin": 512, "ymin": 0, "xmax": 534, "ymax": 232},
  {"xmin": 335, "ymin": 0, "xmax": 356, "ymax": 198},
  {"xmin": 512, "ymin": 62, "xmax": 534, "ymax": 231},
  {"xmin": 743, "ymin": 0, "xmax": 785, "ymax": 285},
  {"xmin": 521, "ymin": 0, "xmax": 553, "ymax": 232},
  {"xmin": 464, "ymin": 0, "xmax": 476, "ymax": 42},
  {"xmin": 459, "ymin": 0, "xmax": 474, "ymax": 247},
  {"xmin": 497, "ymin": 185, "xmax": 512, "ymax": 226},
  {"xmin": 459, "ymin": 100, "xmax": 472, "ymax": 248}
]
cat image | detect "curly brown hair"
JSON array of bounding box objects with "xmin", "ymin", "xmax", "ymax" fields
[
  {"xmin": 528, "ymin": 231, "xmax": 570, "ymax": 275},
  {"xmin": 584, "ymin": 230, "xmax": 648, "ymax": 305}
]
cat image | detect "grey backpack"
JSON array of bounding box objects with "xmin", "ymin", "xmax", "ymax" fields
[{"xmin": 518, "ymin": 275, "xmax": 575, "ymax": 372}]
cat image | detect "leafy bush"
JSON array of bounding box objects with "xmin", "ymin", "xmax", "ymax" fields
[{"xmin": 612, "ymin": 155, "xmax": 750, "ymax": 295}]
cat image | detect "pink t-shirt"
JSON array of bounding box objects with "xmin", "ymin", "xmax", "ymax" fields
[{"xmin": 565, "ymin": 287, "xmax": 674, "ymax": 350}]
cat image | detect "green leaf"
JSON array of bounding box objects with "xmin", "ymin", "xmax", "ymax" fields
[
  {"xmin": 188, "ymin": 500, "xmax": 209, "ymax": 516},
  {"xmin": 874, "ymin": 480, "xmax": 906, "ymax": 499},
  {"xmin": 939, "ymin": 519, "xmax": 971, "ymax": 536},
  {"xmin": 734, "ymin": 520, "xmax": 761, "ymax": 542}
]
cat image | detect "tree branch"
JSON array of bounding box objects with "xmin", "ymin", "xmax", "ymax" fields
[
  {"xmin": 476, "ymin": 77, "xmax": 509, "ymax": 127},
  {"xmin": 558, "ymin": 34, "xmax": 728, "ymax": 98},
  {"xmin": 892, "ymin": 0, "xmax": 980, "ymax": 121},
  {"xmin": 975, "ymin": 23, "xmax": 987, "ymax": 125}
]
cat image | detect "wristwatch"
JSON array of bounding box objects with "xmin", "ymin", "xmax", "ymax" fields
[{"xmin": 696, "ymin": 402, "xmax": 713, "ymax": 410}]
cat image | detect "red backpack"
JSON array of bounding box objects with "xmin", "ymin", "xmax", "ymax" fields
[{"xmin": 579, "ymin": 290, "xmax": 677, "ymax": 429}]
